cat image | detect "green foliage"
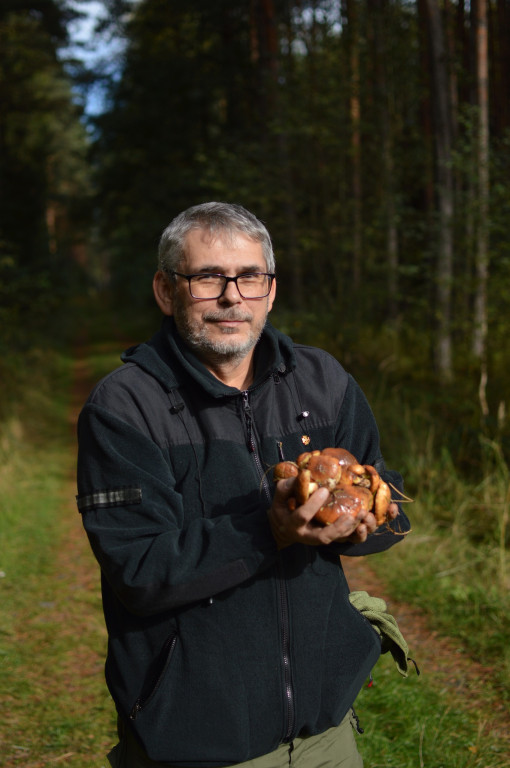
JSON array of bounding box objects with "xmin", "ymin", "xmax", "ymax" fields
[
  {"xmin": 271, "ymin": 304, "xmax": 510, "ymax": 474},
  {"xmin": 5, "ymin": 1, "xmax": 510, "ymax": 411},
  {"xmin": 81, "ymin": 0, "xmax": 510, "ymax": 410},
  {"xmin": 0, "ymin": 2, "xmax": 92, "ymax": 360}
]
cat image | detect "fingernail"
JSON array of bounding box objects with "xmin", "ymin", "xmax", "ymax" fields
[{"xmin": 317, "ymin": 488, "xmax": 330, "ymax": 502}]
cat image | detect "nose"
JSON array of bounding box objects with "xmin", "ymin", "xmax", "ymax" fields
[{"xmin": 218, "ymin": 279, "xmax": 243, "ymax": 304}]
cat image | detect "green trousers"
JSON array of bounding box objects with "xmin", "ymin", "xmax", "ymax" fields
[{"xmin": 107, "ymin": 711, "xmax": 364, "ymax": 768}]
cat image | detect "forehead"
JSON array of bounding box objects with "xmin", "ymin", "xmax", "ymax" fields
[{"xmin": 182, "ymin": 228, "xmax": 266, "ymax": 272}]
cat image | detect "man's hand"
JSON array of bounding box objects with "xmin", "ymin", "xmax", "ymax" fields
[{"xmin": 268, "ymin": 477, "xmax": 387, "ymax": 549}]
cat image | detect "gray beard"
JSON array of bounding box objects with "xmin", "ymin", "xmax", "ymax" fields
[{"xmin": 173, "ymin": 305, "xmax": 267, "ymax": 365}]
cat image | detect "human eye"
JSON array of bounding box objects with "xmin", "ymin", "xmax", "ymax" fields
[
  {"xmin": 193, "ymin": 273, "xmax": 223, "ymax": 286},
  {"xmin": 238, "ymin": 272, "xmax": 264, "ymax": 285}
]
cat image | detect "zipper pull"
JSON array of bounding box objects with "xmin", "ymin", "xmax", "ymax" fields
[{"xmin": 129, "ymin": 700, "xmax": 142, "ymax": 720}]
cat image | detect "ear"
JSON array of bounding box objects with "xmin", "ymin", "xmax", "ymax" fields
[
  {"xmin": 267, "ymin": 276, "xmax": 276, "ymax": 313},
  {"xmin": 153, "ymin": 270, "xmax": 174, "ymax": 316}
]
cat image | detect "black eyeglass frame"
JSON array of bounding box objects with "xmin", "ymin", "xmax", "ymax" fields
[{"xmin": 171, "ymin": 271, "xmax": 276, "ymax": 300}]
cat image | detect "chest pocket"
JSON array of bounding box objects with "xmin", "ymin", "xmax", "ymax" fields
[{"xmin": 165, "ymin": 389, "xmax": 263, "ymax": 519}]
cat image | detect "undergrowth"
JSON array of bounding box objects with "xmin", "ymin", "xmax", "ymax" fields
[{"xmin": 361, "ymin": 389, "xmax": 510, "ymax": 720}]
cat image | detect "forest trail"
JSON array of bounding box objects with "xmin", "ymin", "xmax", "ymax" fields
[
  {"xmin": 5, "ymin": 345, "xmax": 508, "ymax": 766},
  {"xmin": 341, "ymin": 555, "xmax": 510, "ymax": 749},
  {"xmin": 2, "ymin": 350, "xmax": 113, "ymax": 767}
]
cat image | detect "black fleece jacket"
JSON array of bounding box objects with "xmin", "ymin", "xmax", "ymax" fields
[{"xmin": 76, "ymin": 317, "xmax": 410, "ymax": 767}]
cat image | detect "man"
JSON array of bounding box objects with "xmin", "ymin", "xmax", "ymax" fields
[{"xmin": 76, "ymin": 202, "xmax": 410, "ymax": 768}]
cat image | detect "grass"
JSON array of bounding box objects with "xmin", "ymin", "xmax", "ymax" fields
[
  {"xmin": 352, "ymin": 392, "xmax": 510, "ymax": 767},
  {"xmin": 355, "ymin": 654, "xmax": 508, "ymax": 768},
  {"xmin": 365, "ymin": 410, "xmax": 510, "ymax": 701},
  {"xmin": 0, "ymin": 342, "xmax": 117, "ymax": 767},
  {"xmin": 0, "ymin": 351, "xmax": 71, "ymax": 583},
  {"xmin": 1, "ymin": 312, "xmax": 509, "ymax": 766}
]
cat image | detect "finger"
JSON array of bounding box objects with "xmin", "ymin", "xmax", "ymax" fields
[
  {"xmin": 268, "ymin": 486, "xmax": 331, "ymax": 548},
  {"xmin": 362, "ymin": 511, "xmax": 377, "ymax": 534},
  {"xmin": 317, "ymin": 510, "xmax": 366, "ymax": 542},
  {"xmin": 274, "ymin": 477, "xmax": 298, "ymax": 502},
  {"xmin": 387, "ymin": 502, "xmax": 399, "ymax": 520},
  {"xmin": 350, "ymin": 523, "xmax": 368, "ymax": 543},
  {"xmin": 293, "ymin": 487, "xmax": 331, "ymax": 525}
]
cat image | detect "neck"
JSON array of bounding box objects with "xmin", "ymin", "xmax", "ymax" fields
[{"xmin": 203, "ymin": 353, "xmax": 255, "ymax": 390}]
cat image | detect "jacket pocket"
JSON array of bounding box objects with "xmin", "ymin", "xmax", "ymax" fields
[
  {"xmin": 348, "ymin": 601, "xmax": 383, "ymax": 646},
  {"xmin": 129, "ymin": 630, "xmax": 178, "ymax": 720}
]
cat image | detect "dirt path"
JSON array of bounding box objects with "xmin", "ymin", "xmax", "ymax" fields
[
  {"xmin": 1, "ymin": 352, "xmax": 113, "ymax": 767},
  {"xmin": 341, "ymin": 555, "xmax": 510, "ymax": 748}
]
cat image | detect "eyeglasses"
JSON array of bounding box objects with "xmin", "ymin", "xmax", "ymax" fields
[{"xmin": 171, "ymin": 271, "xmax": 275, "ymax": 300}]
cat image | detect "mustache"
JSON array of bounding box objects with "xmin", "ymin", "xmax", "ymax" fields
[{"xmin": 203, "ymin": 310, "xmax": 253, "ymax": 322}]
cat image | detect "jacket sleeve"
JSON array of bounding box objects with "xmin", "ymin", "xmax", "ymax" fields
[
  {"xmin": 77, "ymin": 403, "xmax": 279, "ymax": 617},
  {"xmin": 326, "ymin": 374, "xmax": 411, "ymax": 556}
]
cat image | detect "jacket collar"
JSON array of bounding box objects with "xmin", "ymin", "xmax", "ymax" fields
[{"xmin": 121, "ymin": 316, "xmax": 296, "ymax": 397}]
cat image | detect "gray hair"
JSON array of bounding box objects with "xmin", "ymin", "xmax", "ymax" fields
[{"xmin": 158, "ymin": 202, "xmax": 275, "ymax": 274}]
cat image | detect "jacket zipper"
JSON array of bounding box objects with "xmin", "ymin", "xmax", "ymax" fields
[
  {"xmin": 241, "ymin": 390, "xmax": 255, "ymax": 452},
  {"xmin": 277, "ymin": 559, "xmax": 295, "ymax": 741},
  {"xmin": 241, "ymin": 389, "xmax": 295, "ymax": 741},
  {"xmin": 241, "ymin": 390, "xmax": 271, "ymax": 502},
  {"xmin": 129, "ymin": 633, "xmax": 178, "ymax": 720}
]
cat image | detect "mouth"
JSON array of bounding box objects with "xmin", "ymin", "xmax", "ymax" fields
[
  {"xmin": 204, "ymin": 312, "xmax": 252, "ymax": 325},
  {"xmin": 210, "ymin": 319, "xmax": 248, "ymax": 334},
  {"xmin": 206, "ymin": 316, "xmax": 252, "ymax": 337}
]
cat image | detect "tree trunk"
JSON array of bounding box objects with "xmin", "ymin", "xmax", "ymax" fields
[
  {"xmin": 493, "ymin": 0, "xmax": 510, "ymax": 136},
  {"xmin": 425, "ymin": 0, "xmax": 455, "ymax": 382},
  {"xmin": 471, "ymin": 0, "xmax": 490, "ymax": 417},
  {"xmin": 371, "ymin": 0, "xmax": 399, "ymax": 324},
  {"xmin": 344, "ymin": 0, "xmax": 362, "ymax": 292},
  {"xmin": 417, "ymin": 0, "xmax": 436, "ymax": 232},
  {"xmin": 256, "ymin": 0, "xmax": 302, "ymax": 309}
]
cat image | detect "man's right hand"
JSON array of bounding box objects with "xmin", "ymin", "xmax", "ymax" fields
[{"xmin": 267, "ymin": 478, "xmax": 378, "ymax": 549}]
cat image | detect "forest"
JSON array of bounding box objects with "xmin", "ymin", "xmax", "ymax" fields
[
  {"xmin": 2, "ymin": 1, "xmax": 510, "ymax": 765},
  {"xmin": 2, "ymin": 0, "xmax": 510, "ymax": 450}
]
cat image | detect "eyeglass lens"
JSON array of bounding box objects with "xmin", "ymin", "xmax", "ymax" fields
[{"xmin": 189, "ymin": 273, "xmax": 272, "ymax": 299}]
